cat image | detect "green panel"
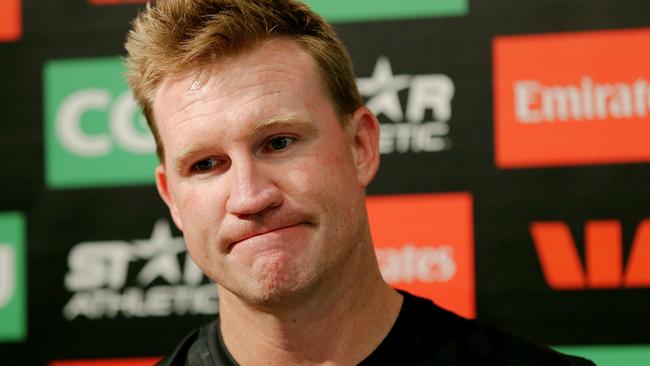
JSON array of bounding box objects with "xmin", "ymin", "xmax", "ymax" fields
[
  {"xmin": 44, "ymin": 57, "xmax": 157, "ymax": 189},
  {"xmin": 555, "ymin": 345, "xmax": 650, "ymax": 365},
  {"xmin": 0, "ymin": 212, "xmax": 26, "ymax": 342},
  {"xmin": 304, "ymin": 0, "xmax": 468, "ymax": 22}
]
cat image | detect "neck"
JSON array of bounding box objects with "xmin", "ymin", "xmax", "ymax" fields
[{"xmin": 218, "ymin": 239, "xmax": 403, "ymax": 366}]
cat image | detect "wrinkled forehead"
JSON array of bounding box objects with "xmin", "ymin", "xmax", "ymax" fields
[{"xmin": 152, "ymin": 38, "xmax": 324, "ymax": 122}]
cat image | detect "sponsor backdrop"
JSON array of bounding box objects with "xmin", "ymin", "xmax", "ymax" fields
[{"xmin": 1, "ymin": 0, "xmax": 649, "ymax": 364}]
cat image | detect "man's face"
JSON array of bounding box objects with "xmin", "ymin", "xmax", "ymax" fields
[{"xmin": 152, "ymin": 39, "xmax": 379, "ymax": 305}]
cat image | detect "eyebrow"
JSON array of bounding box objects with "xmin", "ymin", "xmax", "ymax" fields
[
  {"xmin": 252, "ymin": 112, "xmax": 311, "ymax": 133},
  {"xmin": 172, "ymin": 143, "xmax": 216, "ymax": 174},
  {"xmin": 171, "ymin": 112, "xmax": 313, "ymax": 173}
]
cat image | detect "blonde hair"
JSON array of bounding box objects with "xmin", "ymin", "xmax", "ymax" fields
[{"xmin": 124, "ymin": 0, "xmax": 363, "ymax": 160}]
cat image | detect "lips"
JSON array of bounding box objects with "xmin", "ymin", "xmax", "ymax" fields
[{"xmin": 226, "ymin": 222, "xmax": 306, "ymax": 250}]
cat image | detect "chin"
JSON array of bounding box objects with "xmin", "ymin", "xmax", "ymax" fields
[{"xmin": 242, "ymin": 255, "xmax": 323, "ymax": 307}]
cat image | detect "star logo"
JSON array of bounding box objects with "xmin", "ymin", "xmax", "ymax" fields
[
  {"xmin": 134, "ymin": 220, "xmax": 187, "ymax": 286},
  {"xmin": 357, "ymin": 57, "xmax": 411, "ymax": 122}
]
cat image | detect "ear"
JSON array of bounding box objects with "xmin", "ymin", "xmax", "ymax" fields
[
  {"xmin": 348, "ymin": 106, "xmax": 380, "ymax": 187},
  {"xmin": 155, "ymin": 164, "xmax": 184, "ymax": 231}
]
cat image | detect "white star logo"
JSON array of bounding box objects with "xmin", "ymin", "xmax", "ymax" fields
[
  {"xmin": 134, "ymin": 220, "xmax": 186, "ymax": 286},
  {"xmin": 357, "ymin": 56, "xmax": 411, "ymax": 121}
]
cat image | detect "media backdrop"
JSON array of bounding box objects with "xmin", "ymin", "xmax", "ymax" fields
[{"xmin": 1, "ymin": 0, "xmax": 650, "ymax": 365}]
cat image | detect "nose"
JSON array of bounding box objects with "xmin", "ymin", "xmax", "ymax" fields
[{"xmin": 225, "ymin": 155, "xmax": 282, "ymax": 217}]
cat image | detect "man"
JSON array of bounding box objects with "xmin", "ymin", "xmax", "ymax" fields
[{"xmin": 124, "ymin": 1, "xmax": 595, "ymax": 365}]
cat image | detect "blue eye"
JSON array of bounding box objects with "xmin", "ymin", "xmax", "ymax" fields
[
  {"xmin": 192, "ymin": 157, "xmax": 219, "ymax": 172},
  {"xmin": 266, "ymin": 136, "xmax": 295, "ymax": 151}
]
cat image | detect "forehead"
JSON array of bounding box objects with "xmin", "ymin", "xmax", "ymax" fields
[{"xmin": 153, "ymin": 38, "xmax": 324, "ymax": 121}]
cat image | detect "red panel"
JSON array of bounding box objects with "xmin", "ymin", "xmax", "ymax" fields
[
  {"xmin": 50, "ymin": 358, "xmax": 162, "ymax": 366},
  {"xmin": 0, "ymin": 0, "xmax": 21, "ymax": 42},
  {"xmin": 493, "ymin": 28, "xmax": 650, "ymax": 168},
  {"xmin": 367, "ymin": 193, "xmax": 475, "ymax": 318}
]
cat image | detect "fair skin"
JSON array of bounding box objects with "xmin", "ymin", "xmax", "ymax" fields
[{"xmin": 153, "ymin": 38, "xmax": 402, "ymax": 365}]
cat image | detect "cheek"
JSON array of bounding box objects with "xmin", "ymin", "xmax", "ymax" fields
[
  {"xmin": 173, "ymin": 182, "xmax": 225, "ymax": 246},
  {"xmin": 285, "ymin": 147, "xmax": 359, "ymax": 211},
  {"xmin": 176, "ymin": 180, "xmax": 219, "ymax": 215},
  {"xmin": 285, "ymin": 165, "xmax": 313, "ymax": 194}
]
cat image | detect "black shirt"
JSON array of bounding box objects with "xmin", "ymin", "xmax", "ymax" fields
[{"xmin": 157, "ymin": 291, "xmax": 596, "ymax": 365}]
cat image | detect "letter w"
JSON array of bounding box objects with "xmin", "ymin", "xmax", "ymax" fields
[{"xmin": 531, "ymin": 220, "xmax": 650, "ymax": 289}]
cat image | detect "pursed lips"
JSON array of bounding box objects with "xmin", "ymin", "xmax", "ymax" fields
[{"xmin": 227, "ymin": 222, "xmax": 306, "ymax": 250}]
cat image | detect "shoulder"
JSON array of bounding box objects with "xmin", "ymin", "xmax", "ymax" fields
[
  {"xmin": 155, "ymin": 326, "xmax": 200, "ymax": 366},
  {"xmin": 156, "ymin": 320, "xmax": 222, "ymax": 366},
  {"xmin": 398, "ymin": 291, "xmax": 596, "ymax": 366}
]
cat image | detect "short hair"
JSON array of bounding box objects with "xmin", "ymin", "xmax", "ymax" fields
[{"xmin": 124, "ymin": 0, "xmax": 363, "ymax": 160}]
